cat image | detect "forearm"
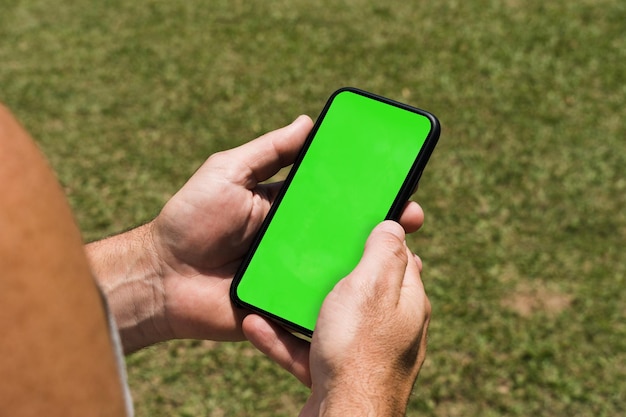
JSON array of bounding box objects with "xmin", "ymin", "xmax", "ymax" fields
[{"xmin": 86, "ymin": 222, "xmax": 170, "ymax": 353}]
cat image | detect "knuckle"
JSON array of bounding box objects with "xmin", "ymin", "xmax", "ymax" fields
[
  {"xmin": 377, "ymin": 233, "xmax": 408, "ymax": 265},
  {"xmin": 206, "ymin": 151, "xmax": 248, "ymax": 182},
  {"xmin": 206, "ymin": 150, "xmax": 230, "ymax": 167}
]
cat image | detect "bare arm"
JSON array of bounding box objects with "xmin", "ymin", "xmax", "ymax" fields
[
  {"xmin": 0, "ymin": 105, "xmax": 127, "ymax": 416},
  {"xmin": 85, "ymin": 223, "xmax": 166, "ymax": 354}
]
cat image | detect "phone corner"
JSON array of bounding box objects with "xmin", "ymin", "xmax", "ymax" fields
[{"xmin": 229, "ymin": 279, "xmax": 244, "ymax": 308}]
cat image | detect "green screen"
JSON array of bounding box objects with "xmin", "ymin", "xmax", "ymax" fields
[{"xmin": 233, "ymin": 89, "xmax": 436, "ymax": 334}]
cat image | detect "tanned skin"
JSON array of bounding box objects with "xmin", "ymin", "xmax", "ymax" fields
[{"xmin": 0, "ymin": 105, "xmax": 127, "ymax": 417}]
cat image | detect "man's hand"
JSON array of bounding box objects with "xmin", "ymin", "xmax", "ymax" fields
[
  {"xmin": 89, "ymin": 116, "xmax": 314, "ymax": 351},
  {"xmin": 244, "ymin": 221, "xmax": 430, "ymax": 416}
]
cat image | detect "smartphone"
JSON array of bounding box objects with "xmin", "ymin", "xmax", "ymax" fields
[{"xmin": 230, "ymin": 87, "xmax": 440, "ymax": 338}]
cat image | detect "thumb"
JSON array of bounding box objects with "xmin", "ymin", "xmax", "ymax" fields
[
  {"xmin": 227, "ymin": 115, "xmax": 313, "ymax": 185},
  {"xmin": 351, "ymin": 221, "xmax": 409, "ymax": 295}
]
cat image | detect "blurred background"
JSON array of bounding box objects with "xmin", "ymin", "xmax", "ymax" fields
[{"xmin": 1, "ymin": 0, "xmax": 624, "ymax": 415}]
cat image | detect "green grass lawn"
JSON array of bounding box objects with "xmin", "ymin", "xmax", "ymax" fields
[{"xmin": 2, "ymin": 0, "xmax": 625, "ymax": 415}]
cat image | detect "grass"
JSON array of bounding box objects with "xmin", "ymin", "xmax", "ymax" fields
[{"xmin": 1, "ymin": 0, "xmax": 625, "ymax": 415}]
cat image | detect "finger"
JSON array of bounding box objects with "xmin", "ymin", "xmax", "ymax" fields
[
  {"xmin": 242, "ymin": 314, "xmax": 312, "ymax": 387},
  {"xmin": 413, "ymin": 253, "xmax": 423, "ymax": 272},
  {"xmin": 351, "ymin": 221, "xmax": 409, "ymax": 296},
  {"xmin": 227, "ymin": 115, "xmax": 313, "ymax": 186},
  {"xmin": 398, "ymin": 201, "xmax": 425, "ymax": 234},
  {"xmin": 402, "ymin": 248, "xmax": 424, "ymax": 293},
  {"xmin": 400, "ymin": 249, "xmax": 430, "ymax": 320}
]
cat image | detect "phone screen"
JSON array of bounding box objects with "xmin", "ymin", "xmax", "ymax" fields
[{"xmin": 231, "ymin": 88, "xmax": 439, "ymax": 336}]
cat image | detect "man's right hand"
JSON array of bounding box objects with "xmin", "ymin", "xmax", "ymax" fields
[{"xmin": 244, "ymin": 220, "xmax": 431, "ymax": 416}]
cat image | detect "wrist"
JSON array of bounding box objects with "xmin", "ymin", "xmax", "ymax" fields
[
  {"xmin": 86, "ymin": 222, "xmax": 172, "ymax": 353},
  {"xmin": 304, "ymin": 374, "xmax": 412, "ymax": 417}
]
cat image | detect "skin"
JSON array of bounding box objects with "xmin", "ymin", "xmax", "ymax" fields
[
  {"xmin": 0, "ymin": 105, "xmax": 127, "ymax": 416},
  {"xmin": 1, "ymin": 107, "xmax": 431, "ymax": 416}
]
